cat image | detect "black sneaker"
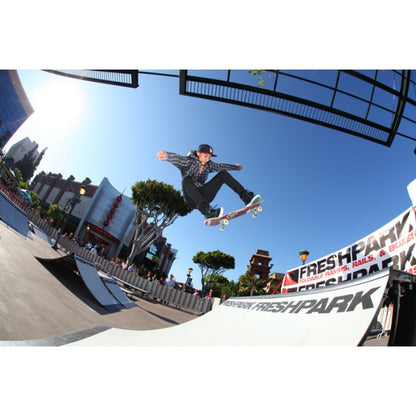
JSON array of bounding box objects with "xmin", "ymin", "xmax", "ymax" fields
[
  {"xmin": 240, "ymin": 190, "xmax": 255, "ymax": 205},
  {"xmin": 203, "ymin": 206, "xmax": 224, "ymax": 219}
]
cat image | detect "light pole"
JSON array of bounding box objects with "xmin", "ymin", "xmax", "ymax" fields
[
  {"xmin": 299, "ymin": 250, "xmax": 310, "ymax": 265},
  {"xmin": 186, "ymin": 267, "xmax": 193, "ymax": 286},
  {"xmin": 52, "ymin": 186, "xmax": 86, "ymax": 250}
]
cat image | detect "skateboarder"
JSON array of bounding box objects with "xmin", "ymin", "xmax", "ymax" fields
[{"xmin": 157, "ymin": 144, "xmax": 258, "ymax": 219}]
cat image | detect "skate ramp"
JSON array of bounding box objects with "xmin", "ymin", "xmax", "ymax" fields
[
  {"xmin": 68, "ymin": 268, "xmax": 391, "ymax": 346},
  {"xmin": 29, "ymin": 222, "xmax": 52, "ymax": 244},
  {"xmin": 73, "ymin": 255, "xmax": 122, "ymax": 312},
  {"xmin": 37, "ymin": 253, "xmax": 136, "ymax": 312},
  {"xmin": 101, "ymin": 275, "xmax": 136, "ymax": 309},
  {"xmin": 0, "ymin": 191, "xmax": 30, "ymax": 237}
]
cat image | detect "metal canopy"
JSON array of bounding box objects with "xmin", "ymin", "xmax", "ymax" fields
[
  {"xmin": 44, "ymin": 70, "xmax": 139, "ymax": 88},
  {"xmin": 179, "ymin": 70, "xmax": 416, "ymax": 147},
  {"xmin": 43, "ymin": 69, "xmax": 416, "ymax": 146}
]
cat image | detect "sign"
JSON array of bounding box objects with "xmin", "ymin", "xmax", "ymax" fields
[{"xmin": 282, "ymin": 207, "xmax": 416, "ymax": 293}]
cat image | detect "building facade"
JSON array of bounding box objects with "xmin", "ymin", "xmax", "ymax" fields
[
  {"xmin": 0, "ymin": 70, "xmax": 34, "ymax": 148},
  {"xmin": 30, "ymin": 171, "xmax": 177, "ymax": 275},
  {"xmin": 5, "ymin": 137, "xmax": 41, "ymax": 163}
]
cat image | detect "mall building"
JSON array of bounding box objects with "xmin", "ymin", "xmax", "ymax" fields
[{"xmin": 30, "ymin": 171, "xmax": 177, "ymax": 275}]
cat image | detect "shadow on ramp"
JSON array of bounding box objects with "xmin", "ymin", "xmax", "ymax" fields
[{"xmin": 36, "ymin": 253, "xmax": 136, "ymax": 313}]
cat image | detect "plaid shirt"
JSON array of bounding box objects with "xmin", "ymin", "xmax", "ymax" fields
[{"xmin": 166, "ymin": 151, "xmax": 239, "ymax": 188}]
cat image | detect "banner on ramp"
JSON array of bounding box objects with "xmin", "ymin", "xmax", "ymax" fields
[{"xmin": 282, "ymin": 207, "xmax": 416, "ymax": 293}]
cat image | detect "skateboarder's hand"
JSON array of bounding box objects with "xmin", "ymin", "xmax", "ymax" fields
[
  {"xmin": 157, "ymin": 150, "xmax": 167, "ymax": 161},
  {"xmin": 235, "ymin": 163, "xmax": 242, "ymax": 170}
]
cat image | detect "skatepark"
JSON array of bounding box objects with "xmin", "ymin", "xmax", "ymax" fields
[
  {"xmin": 1, "ymin": 184, "xmax": 416, "ymax": 346},
  {"xmin": 0, "ymin": 191, "xmax": 201, "ymax": 345}
]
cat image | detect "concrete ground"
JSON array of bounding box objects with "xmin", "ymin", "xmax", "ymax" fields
[{"xmin": 0, "ymin": 221, "xmax": 198, "ymax": 345}]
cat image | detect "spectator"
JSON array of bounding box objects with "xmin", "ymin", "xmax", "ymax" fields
[
  {"xmin": 204, "ymin": 289, "xmax": 214, "ymax": 300},
  {"xmin": 165, "ymin": 274, "xmax": 176, "ymax": 288}
]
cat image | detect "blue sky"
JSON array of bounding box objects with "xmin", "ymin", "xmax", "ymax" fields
[{"xmin": 6, "ymin": 69, "xmax": 416, "ymax": 289}]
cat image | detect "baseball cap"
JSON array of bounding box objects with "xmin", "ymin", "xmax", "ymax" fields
[{"xmin": 197, "ymin": 144, "xmax": 217, "ymax": 157}]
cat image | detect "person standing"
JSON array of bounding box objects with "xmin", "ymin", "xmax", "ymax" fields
[{"xmin": 165, "ymin": 274, "xmax": 176, "ymax": 288}]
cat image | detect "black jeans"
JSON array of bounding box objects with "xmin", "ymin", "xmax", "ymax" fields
[{"xmin": 182, "ymin": 171, "xmax": 245, "ymax": 213}]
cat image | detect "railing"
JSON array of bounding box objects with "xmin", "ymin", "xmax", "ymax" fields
[{"xmin": 57, "ymin": 237, "xmax": 212, "ymax": 314}]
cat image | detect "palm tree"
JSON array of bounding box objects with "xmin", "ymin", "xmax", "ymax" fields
[{"xmin": 238, "ymin": 271, "xmax": 266, "ymax": 296}]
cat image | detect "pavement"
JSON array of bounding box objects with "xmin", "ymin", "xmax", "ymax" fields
[{"xmin": 0, "ymin": 220, "xmax": 198, "ymax": 345}]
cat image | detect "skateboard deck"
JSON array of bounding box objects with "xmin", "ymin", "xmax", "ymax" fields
[{"xmin": 204, "ymin": 199, "xmax": 264, "ymax": 230}]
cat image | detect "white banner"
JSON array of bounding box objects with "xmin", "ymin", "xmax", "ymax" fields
[{"xmin": 282, "ymin": 206, "xmax": 416, "ymax": 293}]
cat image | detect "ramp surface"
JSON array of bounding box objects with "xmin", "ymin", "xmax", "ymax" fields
[
  {"xmin": 0, "ymin": 192, "xmax": 30, "ymax": 237},
  {"xmin": 73, "ymin": 255, "xmax": 121, "ymax": 312},
  {"xmin": 101, "ymin": 276, "xmax": 136, "ymax": 309},
  {"xmin": 30, "ymin": 223, "xmax": 52, "ymax": 244},
  {"xmin": 69, "ymin": 269, "xmax": 390, "ymax": 346}
]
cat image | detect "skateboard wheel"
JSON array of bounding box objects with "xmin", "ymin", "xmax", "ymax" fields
[
  {"xmin": 223, "ymin": 219, "xmax": 229, "ymax": 225},
  {"xmin": 257, "ymin": 206, "xmax": 263, "ymax": 212},
  {"xmin": 220, "ymin": 225, "xmax": 225, "ymax": 231}
]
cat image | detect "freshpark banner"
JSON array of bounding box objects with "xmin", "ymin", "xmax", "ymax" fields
[{"xmin": 282, "ymin": 207, "xmax": 416, "ymax": 293}]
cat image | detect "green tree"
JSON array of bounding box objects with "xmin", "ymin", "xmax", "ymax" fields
[
  {"xmin": 238, "ymin": 271, "xmax": 266, "ymax": 296},
  {"xmin": 193, "ymin": 250, "xmax": 235, "ymax": 295},
  {"xmin": 227, "ymin": 280, "xmax": 240, "ymax": 297},
  {"xmin": 127, "ymin": 179, "xmax": 191, "ymax": 265},
  {"xmin": 249, "ymin": 70, "xmax": 274, "ymax": 87},
  {"xmin": 205, "ymin": 274, "xmax": 229, "ymax": 298},
  {"xmin": 14, "ymin": 167, "xmax": 24, "ymax": 185},
  {"xmin": 47, "ymin": 204, "xmax": 64, "ymax": 226},
  {"xmin": 15, "ymin": 167, "xmax": 31, "ymax": 193},
  {"xmin": 29, "ymin": 190, "xmax": 40, "ymax": 208}
]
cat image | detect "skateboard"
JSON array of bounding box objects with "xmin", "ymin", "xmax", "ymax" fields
[{"xmin": 204, "ymin": 199, "xmax": 264, "ymax": 231}]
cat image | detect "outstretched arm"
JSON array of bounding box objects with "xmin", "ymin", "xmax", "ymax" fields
[{"xmin": 209, "ymin": 161, "xmax": 243, "ymax": 172}]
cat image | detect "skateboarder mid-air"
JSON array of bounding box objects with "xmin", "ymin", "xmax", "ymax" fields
[{"xmin": 157, "ymin": 144, "xmax": 260, "ymax": 219}]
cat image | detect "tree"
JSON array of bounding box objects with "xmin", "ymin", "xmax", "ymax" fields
[
  {"xmin": 193, "ymin": 250, "xmax": 235, "ymax": 295},
  {"xmin": 127, "ymin": 179, "xmax": 191, "ymax": 265},
  {"xmin": 227, "ymin": 280, "xmax": 240, "ymax": 297},
  {"xmin": 29, "ymin": 190, "xmax": 40, "ymax": 208},
  {"xmin": 14, "ymin": 168, "xmax": 25, "ymax": 188},
  {"xmin": 47, "ymin": 204, "xmax": 64, "ymax": 226},
  {"xmin": 238, "ymin": 271, "xmax": 266, "ymax": 296},
  {"xmin": 205, "ymin": 274, "xmax": 229, "ymax": 298},
  {"xmin": 249, "ymin": 70, "xmax": 274, "ymax": 87}
]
